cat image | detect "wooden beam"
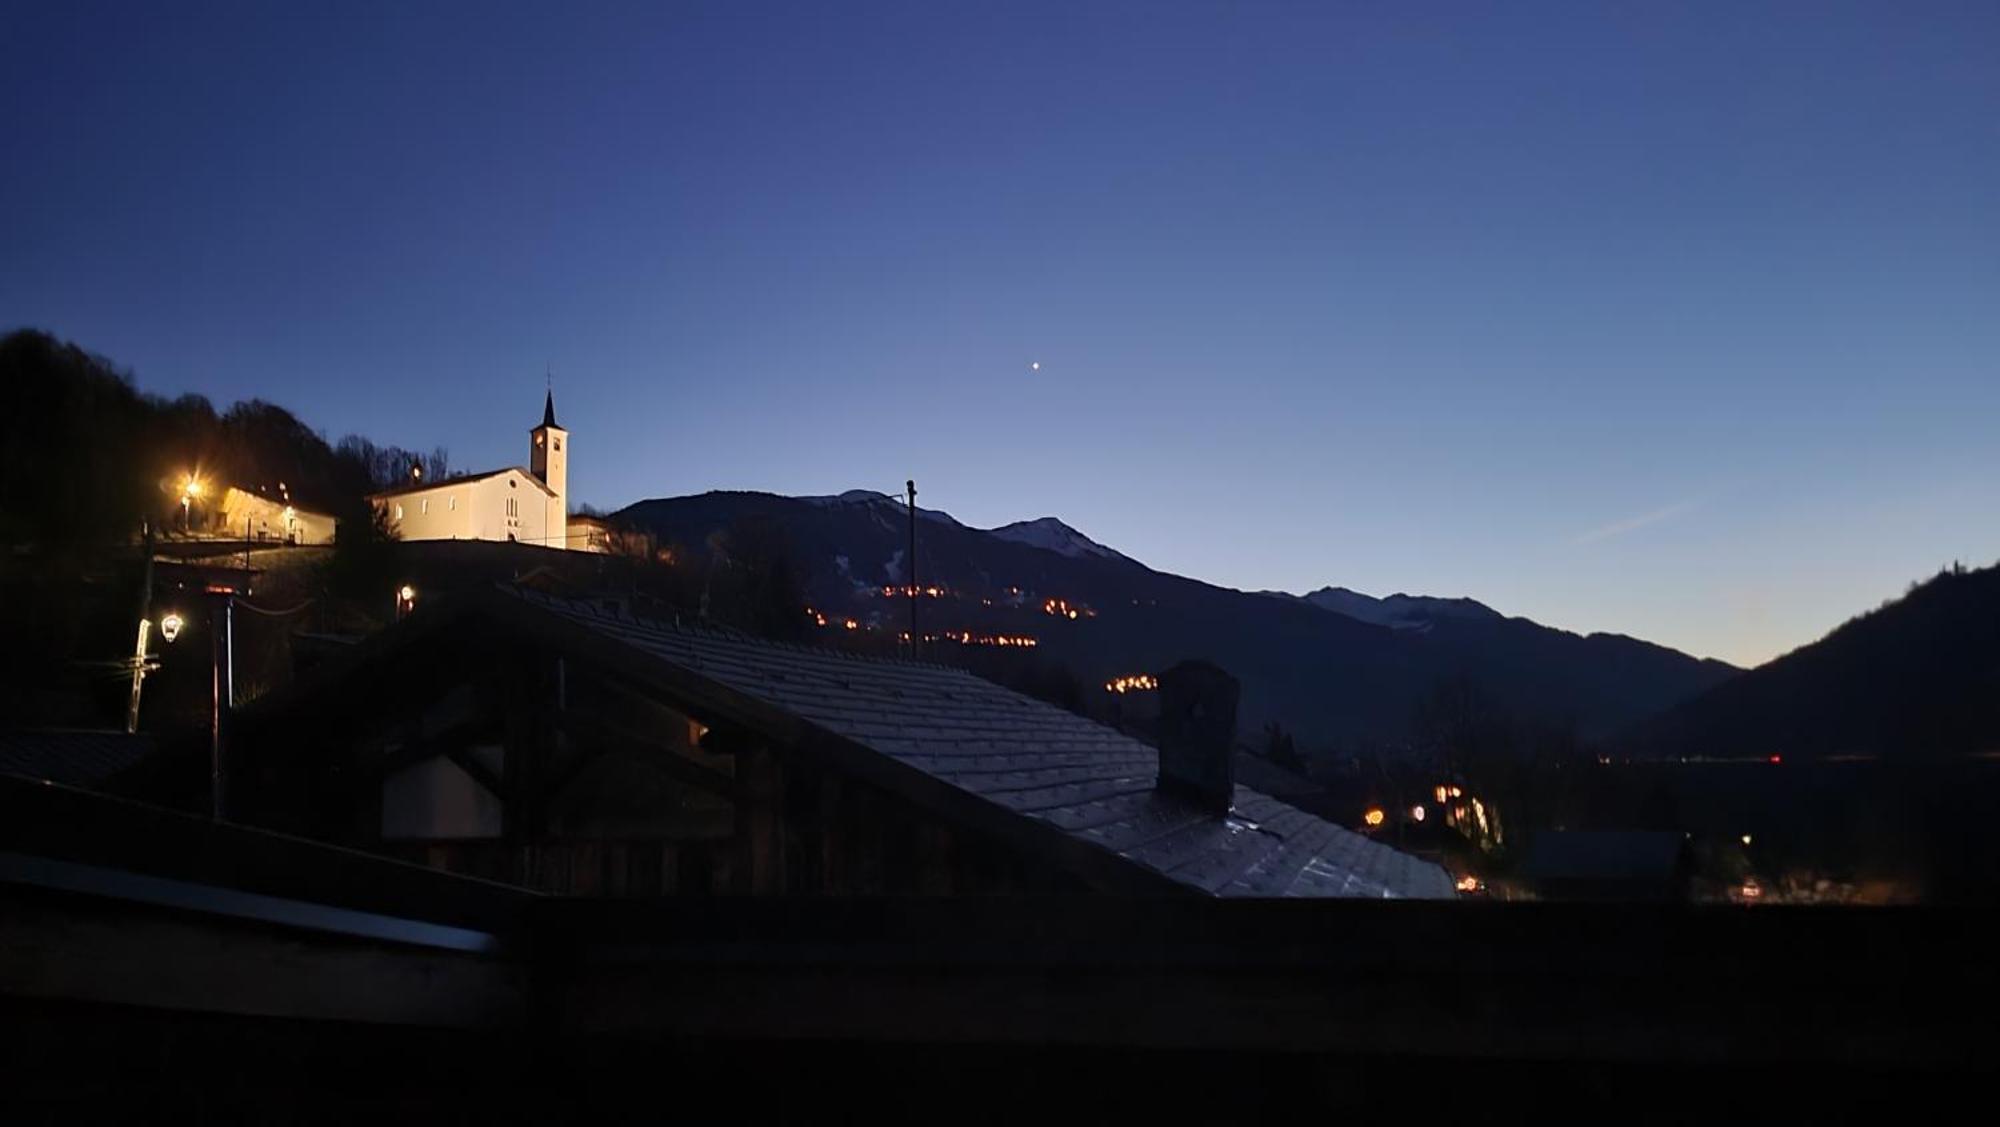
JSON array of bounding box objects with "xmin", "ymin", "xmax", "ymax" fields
[
  {"xmin": 556, "ymin": 710, "xmax": 739, "ymax": 799},
  {"xmin": 445, "ymin": 747, "xmax": 507, "ymax": 799},
  {"xmin": 370, "ymin": 719, "xmax": 493, "ymax": 781},
  {"xmin": 735, "ymin": 743, "xmax": 784, "ymax": 895}
]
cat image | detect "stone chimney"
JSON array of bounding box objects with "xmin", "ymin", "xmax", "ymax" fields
[{"xmin": 1156, "ymin": 660, "xmax": 1239, "ymax": 815}]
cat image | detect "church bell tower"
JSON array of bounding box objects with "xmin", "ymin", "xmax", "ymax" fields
[{"xmin": 530, "ymin": 387, "xmax": 568, "ymax": 548}]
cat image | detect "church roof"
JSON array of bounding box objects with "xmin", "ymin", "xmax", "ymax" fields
[
  {"xmin": 367, "ymin": 466, "xmax": 556, "ymax": 501},
  {"xmin": 539, "ymin": 388, "xmax": 559, "ymax": 430}
]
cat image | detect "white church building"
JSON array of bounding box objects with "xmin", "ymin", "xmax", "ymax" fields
[{"xmin": 369, "ymin": 390, "xmax": 574, "ymax": 549}]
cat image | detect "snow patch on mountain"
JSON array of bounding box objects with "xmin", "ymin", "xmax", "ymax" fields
[
  {"xmin": 799, "ymin": 489, "xmax": 961, "ymax": 526},
  {"xmin": 989, "ymin": 516, "xmax": 1131, "ymax": 562}
]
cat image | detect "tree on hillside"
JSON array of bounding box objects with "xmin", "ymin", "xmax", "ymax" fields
[
  {"xmin": 0, "ymin": 330, "xmax": 155, "ymax": 547},
  {"xmin": 1, "ymin": 327, "xmax": 455, "ymax": 547},
  {"xmin": 1262, "ymin": 722, "xmax": 1307, "ymax": 774},
  {"xmin": 701, "ymin": 515, "xmax": 810, "ymax": 642}
]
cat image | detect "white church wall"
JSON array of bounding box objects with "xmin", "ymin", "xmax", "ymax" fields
[{"xmin": 385, "ymin": 484, "xmax": 479, "ymax": 542}]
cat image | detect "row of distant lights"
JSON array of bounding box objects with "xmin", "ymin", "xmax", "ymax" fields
[
  {"xmin": 898, "ymin": 630, "xmax": 1039, "ymax": 647},
  {"xmin": 1103, "ymin": 674, "xmax": 1158, "ymax": 694}
]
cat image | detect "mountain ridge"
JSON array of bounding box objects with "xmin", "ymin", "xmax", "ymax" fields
[
  {"xmin": 613, "ymin": 488, "xmax": 1739, "ymax": 750},
  {"xmin": 1620, "ymin": 562, "xmax": 2000, "ymax": 762}
]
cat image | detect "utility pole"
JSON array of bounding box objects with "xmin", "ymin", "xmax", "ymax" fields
[
  {"xmin": 210, "ymin": 593, "xmax": 226, "ymax": 820},
  {"xmin": 906, "ymin": 479, "xmax": 919, "ymax": 659},
  {"xmin": 125, "ymin": 523, "xmax": 155, "ymax": 733}
]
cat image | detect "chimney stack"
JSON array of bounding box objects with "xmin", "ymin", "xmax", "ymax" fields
[{"xmin": 1156, "ymin": 660, "xmax": 1239, "ymax": 815}]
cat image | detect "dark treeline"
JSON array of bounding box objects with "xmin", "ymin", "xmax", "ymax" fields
[{"xmin": 0, "ymin": 328, "xmax": 446, "ymax": 548}]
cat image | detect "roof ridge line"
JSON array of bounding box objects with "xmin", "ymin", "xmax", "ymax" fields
[{"xmin": 495, "ymin": 585, "xmax": 971, "ymax": 673}]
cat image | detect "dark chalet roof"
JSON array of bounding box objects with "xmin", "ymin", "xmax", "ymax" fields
[
  {"xmin": 367, "ymin": 466, "xmax": 555, "ymax": 501},
  {"xmin": 459, "ymin": 588, "xmax": 1453, "ymax": 899},
  {"xmin": 0, "ymin": 729, "xmax": 155, "ymax": 788}
]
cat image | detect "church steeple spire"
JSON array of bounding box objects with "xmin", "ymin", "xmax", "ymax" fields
[{"xmin": 541, "ymin": 378, "xmax": 557, "ymax": 429}]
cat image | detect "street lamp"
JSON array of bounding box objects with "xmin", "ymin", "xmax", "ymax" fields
[
  {"xmin": 159, "ymin": 612, "xmax": 184, "ymax": 643},
  {"xmin": 180, "ymin": 474, "xmax": 203, "ymax": 531},
  {"xmin": 396, "ymin": 584, "xmax": 417, "ymax": 619}
]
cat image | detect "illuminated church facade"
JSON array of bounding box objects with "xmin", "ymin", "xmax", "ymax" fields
[{"xmin": 369, "ymin": 390, "xmax": 571, "ymax": 549}]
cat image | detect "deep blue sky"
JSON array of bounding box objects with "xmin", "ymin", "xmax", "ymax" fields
[{"xmin": 5, "ymin": 2, "xmax": 1997, "ymax": 666}]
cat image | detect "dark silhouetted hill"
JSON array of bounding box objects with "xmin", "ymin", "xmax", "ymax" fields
[{"xmin": 1623, "ymin": 562, "xmax": 2000, "ymax": 762}]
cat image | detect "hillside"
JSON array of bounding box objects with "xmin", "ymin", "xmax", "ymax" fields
[
  {"xmin": 614, "ymin": 490, "xmax": 1737, "ymax": 752},
  {"xmin": 1622, "ymin": 563, "xmax": 2000, "ymax": 762},
  {"xmin": 1, "ymin": 328, "xmax": 448, "ymax": 547}
]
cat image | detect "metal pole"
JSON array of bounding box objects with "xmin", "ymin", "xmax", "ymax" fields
[
  {"xmin": 125, "ymin": 523, "xmax": 156, "ymax": 733},
  {"xmin": 209, "ymin": 592, "xmax": 235, "ymax": 821},
  {"xmin": 224, "ymin": 594, "xmax": 235, "ymax": 711},
  {"xmin": 906, "ymin": 479, "xmax": 918, "ymax": 659},
  {"xmin": 210, "ymin": 597, "xmax": 222, "ymax": 820}
]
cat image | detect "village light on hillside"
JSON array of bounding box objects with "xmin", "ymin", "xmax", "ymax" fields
[
  {"xmin": 1410, "ymin": 804, "xmax": 1426, "ymax": 822},
  {"xmin": 395, "ymin": 585, "xmax": 417, "ymax": 619},
  {"xmin": 1363, "ymin": 807, "xmax": 1385, "ymax": 828},
  {"xmin": 159, "ymin": 612, "xmax": 184, "ymax": 644}
]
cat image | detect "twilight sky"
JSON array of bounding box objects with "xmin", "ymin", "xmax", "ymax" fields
[{"xmin": 5, "ymin": 2, "xmax": 1997, "ymax": 667}]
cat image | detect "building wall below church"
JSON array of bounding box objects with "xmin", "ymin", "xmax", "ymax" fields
[{"xmin": 219, "ymin": 487, "xmax": 336, "ymax": 545}]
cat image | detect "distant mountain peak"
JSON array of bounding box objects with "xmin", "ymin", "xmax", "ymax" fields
[
  {"xmin": 1294, "ymin": 585, "xmax": 1501, "ymax": 628},
  {"xmin": 989, "ymin": 516, "xmax": 1131, "ymax": 562}
]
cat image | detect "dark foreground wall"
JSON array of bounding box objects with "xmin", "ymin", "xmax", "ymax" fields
[{"xmin": 3, "ymin": 776, "xmax": 1996, "ymax": 1119}]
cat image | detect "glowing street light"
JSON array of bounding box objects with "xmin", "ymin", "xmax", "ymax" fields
[
  {"xmin": 1362, "ymin": 807, "xmax": 1386, "ymax": 828},
  {"xmin": 159, "ymin": 612, "xmax": 185, "ymax": 644},
  {"xmin": 1410, "ymin": 804, "xmax": 1427, "ymax": 822},
  {"xmin": 395, "ymin": 584, "xmax": 417, "ymax": 619},
  {"xmin": 179, "ymin": 473, "xmax": 203, "ymax": 530}
]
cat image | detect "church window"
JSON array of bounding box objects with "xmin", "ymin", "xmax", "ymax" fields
[
  {"xmin": 420, "ymin": 499, "xmax": 428, "ymax": 515},
  {"xmin": 554, "ymin": 438, "xmax": 561, "ymax": 452},
  {"xmin": 394, "ymin": 503, "xmax": 403, "ymax": 521},
  {"xmin": 448, "ymin": 495, "xmax": 456, "ymax": 511}
]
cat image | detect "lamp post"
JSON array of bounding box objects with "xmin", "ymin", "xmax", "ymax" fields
[
  {"xmin": 210, "ymin": 589, "xmax": 234, "ymax": 821},
  {"xmin": 180, "ymin": 474, "xmax": 203, "ymax": 533}
]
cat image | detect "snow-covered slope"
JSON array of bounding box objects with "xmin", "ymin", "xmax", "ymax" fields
[
  {"xmin": 989, "ymin": 516, "xmax": 1132, "ymax": 563},
  {"xmin": 799, "ymin": 489, "xmax": 962, "ymax": 526}
]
